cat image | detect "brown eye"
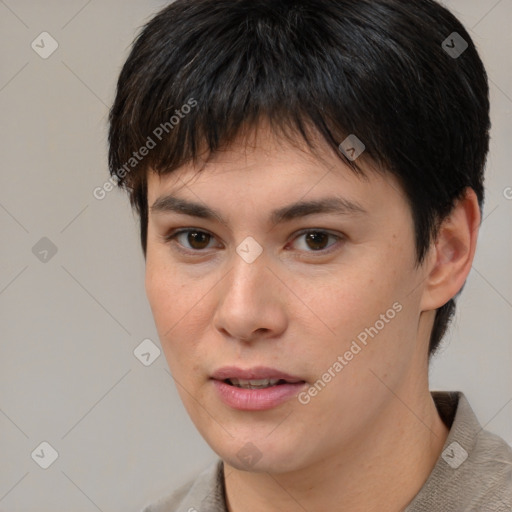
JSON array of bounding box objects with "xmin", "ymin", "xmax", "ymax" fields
[
  {"xmin": 291, "ymin": 230, "xmax": 341, "ymax": 253},
  {"xmin": 185, "ymin": 231, "xmax": 212, "ymax": 250},
  {"xmin": 166, "ymin": 229, "xmax": 217, "ymax": 252},
  {"xmin": 304, "ymin": 231, "xmax": 330, "ymax": 251}
]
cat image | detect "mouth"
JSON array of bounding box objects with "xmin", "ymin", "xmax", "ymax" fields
[
  {"xmin": 210, "ymin": 365, "xmax": 306, "ymax": 386},
  {"xmin": 210, "ymin": 366, "xmax": 307, "ymax": 410},
  {"xmin": 222, "ymin": 377, "xmax": 303, "ymax": 389}
]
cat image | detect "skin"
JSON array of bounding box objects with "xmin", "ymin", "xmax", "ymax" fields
[{"xmin": 144, "ymin": 123, "xmax": 480, "ymax": 512}]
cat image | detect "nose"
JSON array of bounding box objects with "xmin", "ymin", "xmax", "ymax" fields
[{"xmin": 212, "ymin": 252, "xmax": 288, "ymax": 344}]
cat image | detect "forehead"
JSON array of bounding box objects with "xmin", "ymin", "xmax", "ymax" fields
[{"xmin": 146, "ymin": 122, "xmax": 404, "ymax": 208}]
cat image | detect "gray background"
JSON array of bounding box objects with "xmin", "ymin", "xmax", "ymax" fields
[{"xmin": 0, "ymin": 0, "xmax": 511, "ymax": 510}]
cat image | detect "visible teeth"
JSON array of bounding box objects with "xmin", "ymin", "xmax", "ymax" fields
[{"xmin": 229, "ymin": 378, "xmax": 281, "ymax": 389}]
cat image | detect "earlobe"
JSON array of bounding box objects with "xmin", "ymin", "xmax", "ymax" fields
[{"xmin": 420, "ymin": 188, "xmax": 481, "ymax": 311}]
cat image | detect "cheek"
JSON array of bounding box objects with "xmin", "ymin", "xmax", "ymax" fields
[
  {"xmin": 313, "ymin": 250, "xmax": 417, "ymax": 357},
  {"xmin": 145, "ymin": 243, "xmax": 191, "ymax": 323},
  {"xmin": 145, "ymin": 257, "xmax": 172, "ymax": 327},
  {"xmin": 322, "ymin": 264, "xmax": 393, "ymax": 323},
  {"xmin": 144, "ymin": 256, "xmax": 213, "ymax": 371}
]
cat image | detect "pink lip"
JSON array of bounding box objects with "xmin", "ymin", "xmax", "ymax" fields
[{"xmin": 210, "ymin": 366, "xmax": 307, "ymax": 411}]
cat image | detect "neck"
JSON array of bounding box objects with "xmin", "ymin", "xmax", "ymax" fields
[{"xmin": 223, "ymin": 386, "xmax": 449, "ymax": 512}]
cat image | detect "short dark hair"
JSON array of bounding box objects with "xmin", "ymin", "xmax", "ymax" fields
[{"xmin": 108, "ymin": 0, "xmax": 490, "ymax": 357}]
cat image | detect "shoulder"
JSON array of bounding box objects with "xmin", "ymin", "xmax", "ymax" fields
[
  {"xmin": 141, "ymin": 479, "xmax": 194, "ymax": 512},
  {"xmin": 141, "ymin": 459, "xmax": 225, "ymax": 512},
  {"xmin": 467, "ymin": 427, "xmax": 512, "ymax": 509},
  {"xmin": 407, "ymin": 391, "xmax": 512, "ymax": 512}
]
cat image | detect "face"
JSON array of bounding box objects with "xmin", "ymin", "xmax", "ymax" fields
[{"xmin": 145, "ymin": 125, "xmax": 433, "ymax": 474}]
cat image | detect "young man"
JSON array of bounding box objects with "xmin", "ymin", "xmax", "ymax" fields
[{"xmin": 108, "ymin": 0, "xmax": 512, "ymax": 510}]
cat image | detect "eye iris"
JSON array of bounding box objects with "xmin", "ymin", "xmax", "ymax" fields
[
  {"xmin": 306, "ymin": 232, "xmax": 329, "ymax": 251},
  {"xmin": 188, "ymin": 231, "xmax": 210, "ymax": 250}
]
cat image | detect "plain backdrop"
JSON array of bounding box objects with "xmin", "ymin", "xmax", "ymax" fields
[{"xmin": 0, "ymin": 0, "xmax": 511, "ymax": 510}]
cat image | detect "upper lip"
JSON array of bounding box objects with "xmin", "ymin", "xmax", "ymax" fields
[{"xmin": 211, "ymin": 366, "xmax": 305, "ymax": 383}]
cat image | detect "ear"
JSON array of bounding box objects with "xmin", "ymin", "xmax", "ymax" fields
[{"xmin": 420, "ymin": 187, "xmax": 481, "ymax": 312}]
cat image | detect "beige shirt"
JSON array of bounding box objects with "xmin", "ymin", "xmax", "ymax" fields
[{"xmin": 142, "ymin": 392, "xmax": 512, "ymax": 511}]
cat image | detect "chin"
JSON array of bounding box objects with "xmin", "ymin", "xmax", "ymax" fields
[
  {"xmin": 211, "ymin": 436, "xmax": 310, "ymax": 474},
  {"xmin": 224, "ymin": 453, "xmax": 301, "ymax": 474}
]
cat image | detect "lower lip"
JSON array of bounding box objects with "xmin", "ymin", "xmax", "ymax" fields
[{"xmin": 212, "ymin": 380, "xmax": 306, "ymax": 411}]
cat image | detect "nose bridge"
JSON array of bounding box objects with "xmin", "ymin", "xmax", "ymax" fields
[
  {"xmin": 213, "ymin": 245, "xmax": 286, "ymax": 340},
  {"xmin": 225, "ymin": 245, "xmax": 271, "ymax": 306}
]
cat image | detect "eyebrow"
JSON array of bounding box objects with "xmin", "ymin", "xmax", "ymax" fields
[{"xmin": 150, "ymin": 194, "xmax": 367, "ymax": 226}]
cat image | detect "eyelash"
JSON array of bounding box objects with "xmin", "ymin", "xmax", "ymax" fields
[{"xmin": 163, "ymin": 228, "xmax": 344, "ymax": 256}]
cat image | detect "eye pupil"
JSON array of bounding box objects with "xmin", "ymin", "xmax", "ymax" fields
[
  {"xmin": 306, "ymin": 232, "xmax": 329, "ymax": 250},
  {"xmin": 189, "ymin": 231, "xmax": 210, "ymax": 249}
]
